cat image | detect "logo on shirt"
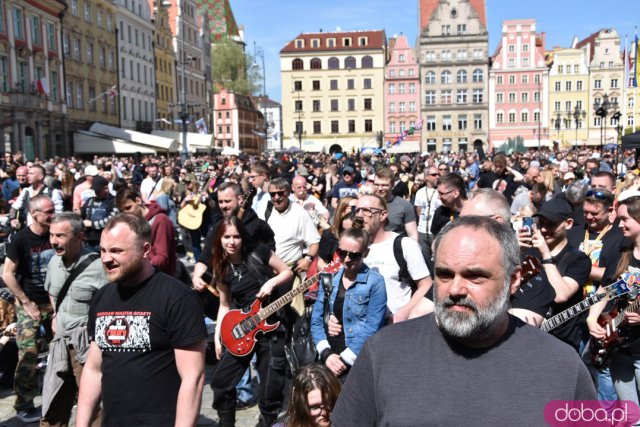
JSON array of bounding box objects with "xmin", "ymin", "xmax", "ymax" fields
[{"xmin": 95, "ymin": 311, "xmax": 151, "ymax": 352}]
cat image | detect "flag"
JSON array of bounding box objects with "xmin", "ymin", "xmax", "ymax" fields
[
  {"xmin": 634, "ymin": 33, "xmax": 639, "ymax": 88},
  {"xmin": 106, "ymin": 86, "xmax": 118, "ymax": 97},
  {"xmin": 195, "ymin": 117, "xmax": 207, "ymax": 134},
  {"xmin": 34, "ymin": 78, "xmax": 48, "ymax": 96}
]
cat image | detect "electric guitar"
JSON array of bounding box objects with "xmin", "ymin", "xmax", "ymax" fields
[
  {"xmin": 591, "ymin": 276, "xmax": 640, "ymax": 369},
  {"xmin": 221, "ymin": 260, "xmax": 342, "ymax": 357},
  {"xmin": 541, "ymin": 277, "xmax": 637, "ymax": 333},
  {"xmin": 521, "ymin": 255, "xmax": 542, "ymax": 284}
]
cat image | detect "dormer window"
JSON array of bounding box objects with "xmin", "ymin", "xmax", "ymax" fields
[
  {"xmin": 343, "ymin": 37, "xmax": 351, "ymax": 47},
  {"xmin": 359, "ymin": 36, "xmax": 367, "ymax": 46},
  {"xmin": 311, "ymin": 39, "xmax": 320, "ymax": 48},
  {"xmin": 295, "ymin": 39, "xmax": 304, "ymax": 48},
  {"xmin": 327, "ymin": 38, "xmax": 335, "ymax": 48}
]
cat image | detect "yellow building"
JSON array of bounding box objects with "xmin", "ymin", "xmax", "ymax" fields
[
  {"xmin": 63, "ymin": 0, "xmax": 119, "ymax": 140},
  {"xmin": 280, "ymin": 30, "xmax": 387, "ymax": 152},
  {"xmin": 547, "ymin": 47, "xmax": 590, "ymax": 148},
  {"xmin": 150, "ymin": 0, "xmax": 176, "ymax": 130},
  {"xmin": 625, "ymin": 86, "xmax": 640, "ymax": 135}
]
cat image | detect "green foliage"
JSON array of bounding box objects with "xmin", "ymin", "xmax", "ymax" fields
[
  {"xmin": 211, "ymin": 38, "xmax": 261, "ymax": 95},
  {"xmin": 496, "ymin": 136, "xmax": 526, "ymax": 154}
]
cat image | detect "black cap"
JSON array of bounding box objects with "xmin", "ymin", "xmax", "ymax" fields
[
  {"xmin": 534, "ymin": 198, "xmax": 572, "ymax": 223},
  {"xmin": 92, "ymin": 175, "xmax": 109, "ymax": 191},
  {"xmin": 342, "ymin": 166, "xmax": 355, "ymax": 175}
]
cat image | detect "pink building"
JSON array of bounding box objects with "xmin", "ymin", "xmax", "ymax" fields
[
  {"xmin": 384, "ymin": 35, "xmax": 421, "ymax": 152},
  {"xmin": 489, "ymin": 19, "xmax": 550, "ymax": 149},
  {"xmin": 213, "ymin": 88, "xmax": 264, "ymax": 153}
]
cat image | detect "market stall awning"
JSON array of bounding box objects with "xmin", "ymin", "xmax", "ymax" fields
[
  {"xmin": 151, "ymin": 130, "xmax": 213, "ymax": 151},
  {"xmin": 622, "ymin": 131, "xmax": 640, "ymax": 149},
  {"xmin": 89, "ymin": 123, "xmax": 177, "ymax": 151},
  {"xmin": 73, "ymin": 131, "xmax": 158, "ymax": 154}
]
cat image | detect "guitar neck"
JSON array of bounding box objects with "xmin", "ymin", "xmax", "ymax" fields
[
  {"xmin": 540, "ymin": 292, "xmax": 604, "ymax": 332},
  {"xmin": 616, "ymin": 298, "xmax": 640, "ymax": 328},
  {"xmin": 257, "ymin": 274, "xmax": 321, "ymax": 320}
]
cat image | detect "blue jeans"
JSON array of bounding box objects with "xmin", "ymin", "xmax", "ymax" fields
[
  {"xmin": 610, "ymin": 351, "xmax": 640, "ymax": 405},
  {"xmin": 235, "ymin": 367, "xmax": 254, "ymax": 403}
]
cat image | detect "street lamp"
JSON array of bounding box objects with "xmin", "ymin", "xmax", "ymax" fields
[
  {"xmin": 567, "ymin": 105, "xmax": 586, "ymax": 148},
  {"xmin": 554, "ymin": 111, "xmax": 563, "ymax": 143},
  {"xmin": 253, "ymin": 43, "xmax": 268, "ymax": 151},
  {"xmin": 594, "ymin": 93, "xmax": 619, "ymax": 150}
]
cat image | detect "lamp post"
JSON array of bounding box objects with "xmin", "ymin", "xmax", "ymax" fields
[
  {"xmin": 567, "ymin": 105, "xmax": 586, "ymax": 148},
  {"xmin": 594, "ymin": 93, "xmax": 619, "ymax": 151},
  {"xmin": 554, "ymin": 111, "xmax": 563, "ymax": 144},
  {"xmin": 253, "ymin": 43, "xmax": 268, "ymax": 151}
]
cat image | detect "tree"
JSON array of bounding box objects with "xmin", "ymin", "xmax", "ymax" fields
[{"xmin": 211, "ymin": 38, "xmax": 261, "ymax": 95}]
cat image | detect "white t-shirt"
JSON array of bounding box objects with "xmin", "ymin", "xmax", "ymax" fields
[
  {"xmin": 140, "ymin": 176, "xmax": 163, "ymax": 201},
  {"xmin": 414, "ymin": 187, "xmax": 440, "ymax": 234},
  {"xmin": 364, "ymin": 232, "xmax": 430, "ymax": 314},
  {"xmin": 267, "ymin": 201, "xmax": 320, "ymax": 264}
]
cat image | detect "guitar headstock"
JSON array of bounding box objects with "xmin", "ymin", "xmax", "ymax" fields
[
  {"xmin": 521, "ymin": 255, "xmax": 541, "ymax": 283},
  {"xmin": 242, "ymin": 186, "xmax": 257, "ymax": 208},
  {"xmin": 322, "ymin": 259, "xmax": 343, "ymax": 275}
]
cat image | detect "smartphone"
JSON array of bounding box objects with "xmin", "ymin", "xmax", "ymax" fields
[{"xmin": 522, "ymin": 217, "xmax": 533, "ymax": 234}]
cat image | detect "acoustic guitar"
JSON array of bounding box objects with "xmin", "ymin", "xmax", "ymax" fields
[
  {"xmin": 221, "ymin": 260, "xmax": 342, "ymax": 357},
  {"xmin": 178, "ymin": 193, "xmax": 206, "ymax": 230}
]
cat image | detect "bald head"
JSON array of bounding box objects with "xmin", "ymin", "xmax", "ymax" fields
[{"xmin": 292, "ymin": 175, "xmax": 308, "ymax": 200}]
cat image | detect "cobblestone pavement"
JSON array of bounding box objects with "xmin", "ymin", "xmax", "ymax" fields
[{"xmin": 0, "ymin": 365, "xmax": 263, "ymax": 426}]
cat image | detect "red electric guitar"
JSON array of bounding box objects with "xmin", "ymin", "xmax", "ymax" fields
[{"xmin": 221, "ymin": 261, "xmax": 342, "ymax": 357}]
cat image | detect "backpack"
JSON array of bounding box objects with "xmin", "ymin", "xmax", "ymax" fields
[{"xmin": 393, "ymin": 234, "xmax": 417, "ymax": 293}]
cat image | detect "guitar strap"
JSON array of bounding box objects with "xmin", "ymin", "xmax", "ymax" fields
[{"xmin": 55, "ymin": 253, "xmax": 100, "ymax": 314}]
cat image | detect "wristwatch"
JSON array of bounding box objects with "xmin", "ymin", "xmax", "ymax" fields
[{"xmin": 541, "ymin": 257, "xmax": 555, "ymax": 265}]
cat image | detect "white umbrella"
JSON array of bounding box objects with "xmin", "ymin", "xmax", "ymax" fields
[{"xmin": 221, "ymin": 146, "xmax": 240, "ymax": 156}]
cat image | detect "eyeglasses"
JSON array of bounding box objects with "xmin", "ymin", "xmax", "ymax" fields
[
  {"xmin": 336, "ymin": 248, "xmax": 364, "ymax": 262},
  {"xmin": 438, "ymin": 189, "xmax": 455, "ymax": 197},
  {"xmin": 428, "ymin": 173, "xmax": 438, "ymax": 177},
  {"xmin": 36, "ymin": 208, "xmax": 55, "ymax": 215},
  {"xmin": 343, "ymin": 172, "xmax": 353, "ymax": 176},
  {"xmin": 246, "ymin": 174, "xmax": 259, "ymax": 181},
  {"xmin": 269, "ymin": 190, "xmax": 287, "ymax": 198},
  {"xmin": 355, "ymin": 207, "xmax": 384, "ymax": 217},
  {"xmin": 586, "ymin": 189, "xmax": 614, "ymax": 202}
]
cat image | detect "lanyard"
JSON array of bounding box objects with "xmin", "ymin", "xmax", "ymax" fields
[{"xmin": 583, "ymin": 224, "xmax": 611, "ymax": 245}]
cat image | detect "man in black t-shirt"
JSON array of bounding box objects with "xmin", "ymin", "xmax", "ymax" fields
[
  {"xmin": 430, "ymin": 173, "xmax": 465, "ymax": 237},
  {"xmin": 476, "ymin": 154, "xmax": 521, "ymax": 203},
  {"xmin": 1, "ymin": 194, "xmax": 55, "ymax": 423},
  {"xmin": 77, "ymin": 213, "xmax": 207, "ymax": 427},
  {"xmin": 515, "ymin": 198, "xmax": 591, "ymax": 350}
]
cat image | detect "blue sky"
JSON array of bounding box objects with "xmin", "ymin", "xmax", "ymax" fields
[{"xmin": 231, "ymin": 0, "xmax": 639, "ymax": 103}]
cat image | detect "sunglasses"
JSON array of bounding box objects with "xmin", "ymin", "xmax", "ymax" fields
[
  {"xmin": 355, "ymin": 207, "xmax": 384, "ymax": 217},
  {"xmin": 269, "ymin": 190, "xmax": 287, "ymax": 198},
  {"xmin": 585, "ymin": 189, "xmax": 614, "ymax": 202},
  {"xmin": 428, "ymin": 173, "xmax": 438, "ymax": 177},
  {"xmin": 336, "ymin": 248, "xmax": 364, "ymax": 262}
]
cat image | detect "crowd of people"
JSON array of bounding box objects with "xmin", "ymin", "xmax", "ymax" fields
[{"xmin": 0, "ymin": 144, "xmax": 639, "ymax": 426}]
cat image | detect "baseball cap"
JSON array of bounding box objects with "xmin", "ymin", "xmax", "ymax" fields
[
  {"xmin": 563, "ymin": 172, "xmax": 576, "ymax": 181},
  {"xmin": 312, "ymin": 162, "xmax": 323, "ymax": 169},
  {"xmin": 91, "ymin": 175, "xmax": 109, "ymax": 191},
  {"xmin": 342, "ymin": 166, "xmax": 354, "ymax": 175},
  {"xmin": 85, "ymin": 165, "xmax": 99, "ymax": 176},
  {"xmin": 619, "ymin": 189, "xmax": 640, "ymax": 202},
  {"xmin": 534, "ymin": 198, "xmax": 572, "ymax": 223}
]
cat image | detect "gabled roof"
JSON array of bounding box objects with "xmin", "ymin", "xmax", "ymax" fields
[
  {"xmin": 280, "ymin": 30, "xmax": 386, "ymax": 53},
  {"xmin": 574, "ymin": 29, "xmax": 603, "ymax": 63},
  {"xmin": 420, "ymin": 0, "xmax": 487, "ymax": 32}
]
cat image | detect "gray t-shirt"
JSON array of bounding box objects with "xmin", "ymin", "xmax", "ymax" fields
[
  {"xmin": 45, "ymin": 249, "xmax": 109, "ymax": 337},
  {"xmin": 385, "ymin": 196, "xmax": 417, "ymax": 235},
  {"xmin": 332, "ymin": 314, "xmax": 596, "ymax": 426}
]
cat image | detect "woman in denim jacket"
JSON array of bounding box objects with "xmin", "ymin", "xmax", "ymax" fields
[{"xmin": 311, "ymin": 228, "xmax": 387, "ymax": 378}]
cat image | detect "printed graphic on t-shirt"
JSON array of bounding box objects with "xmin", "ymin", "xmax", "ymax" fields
[{"xmin": 95, "ymin": 311, "xmax": 151, "ymax": 352}]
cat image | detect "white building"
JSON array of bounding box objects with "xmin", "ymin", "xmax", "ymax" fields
[{"xmin": 115, "ymin": 0, "xmax": 156, "ymax": 130}]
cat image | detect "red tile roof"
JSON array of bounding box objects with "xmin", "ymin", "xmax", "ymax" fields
[
  {"xmin": 420, "ymin": 0, "xmax": 486, "ymax": 32},
  {"xmin": 280, "ymin": 30, "xmax": 386, "ymax": 53},
  {"xmin": 575, "ymin": 29, "xmax": 603, "ymax": 63}
]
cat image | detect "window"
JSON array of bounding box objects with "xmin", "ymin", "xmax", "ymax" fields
[
  {"xmin": 496, "ymin": 93, "xmax": 503, "ymax": 103},
  {"xmin": 364, "ymin": 78, "xmax": 372, "ymax": 89},
  {"xmin": 522, "ymin": 58, "xmax": 529, "ymax": 67},
  {"xmin": 364, "ymin": 119, "xmax": 373, "ymax": 132},
  {"xmin": 0, "ymin": 56, "xmax": 7, "ymax": 91},
  {"xmin": 408, "ymin": 69, "xmax": 414, "ymax": 76},
  {"xmin": 47, "ymin": 22, "xmax": 56, "ymax": 50},
  {"xmin": 611, "ymin": 79, "xmax": 618, "ymax": 88},
  {"xmin": 425, "ymin": 71, "xmax": 435, "ymax": 84},
  {"xmin": 327, "ymin": 39, "xmax": 335, "ymax": 48},
  {"xmin": 594, "ymin": 79, "xmax": 601, "ymax": 89},
  {"xmin": 442, "ymin": 115, "xmax": 452, "ymax": 131},
  {"xmin": 312, "ymin": 100, "xmax": 320, "ymax": 112},
  {"xmin": 86, "ymin": 42, "xmax": 93, "ymax": 64},
  {"xmin": 426, "ymin": 116, "xmax": 436, "ymax": 131},
  {"xmin": 473, "ymin": 89, "xmax": 483, "ymax": 103},
  {"xmin": 107, "ymin": 15, "xmax": 112, "ymax": 32},
  {"xmin": 441, "ymin": 90, "xmax": 452, "ymax": 104},
  {"xmin": 409, "ymin": 102, "xmax": 416, "ymax": 112},
  {"xmin": 508, "ymin": 112, "xmax": 516, "ymax": 123},
  {"xmin": 456, "ymin": 90, "xmax": 467, "ymax": 104},
  {"xmin": 577, "ymin": 81, "xmax": 583, "ymax": 90},
  {"xmin": 50, "ymin": 70, "xmax": 58, "ymax": 101},
  {"xmin": 398, "ymin": 53, "xmax": 405, "ymax": 62},
  {"xmin": 398, "ymin": 83, "xmax": 405, "ymax": 94},
  {"xmin": 534, "ymin": 74, "xmax": 541, "ymax": 84},
  {"xmin": 97, "ymin": 9, "xmax": 102, "ymax": 26},
  {"xmin": 292, "ymin": 58, "xmax": 303, "ymax": 70},
  {"xmin": 458, "ymin": 115, "xmax": 467, "ymax": 130},
  {"xmin": 398, "ymin": 102, "xmax": 405, "ymax": 112},
  {"xmin": 521, "ymin": 92, "xmax": 528, "ymax": 103},
  {"xmin": 313, "ymin": 121, "xmax": 321, "ymax": 134},
  {"xmin": 310, "ymin": 58, "xmax": 321, "ymax": 70},
  {"xmin": 13, "ymin": 8, "xmax": 23, "ymax": 39},
  {"xmin": 509, "ymin": 75, "xmax": 515, "ymax": 84},
  {"xmin": 389, "ymin": 70, "xmax": 395, "ymax": 77},
  {"xmin": 294, "ymin": 81, "xmax": 302, "ymax": 91},
  {"xmin": 311, "ymin": 39, "xmax": 319, "ymax": 48},
  {"xmin": 566, "ymin": 81, "xmax": 572, "ymax": 91},
  {"xmin": 389, "ymin": 102, "xmax": 395, "ymax": 113},
  {"xmin": 88, "ymin": 87, "xmax": 96, "ymax": 111},
  {"xmin": 348, "ymin": 99, "xmax": 355, "ymax": 111},
  {"xmin": 361, "ymin": 56, "xmax": 373, "ymax": 68},
  {"xmin": 30, "ymin": 15, "xmax": 40, "ymax": 46},
  {"xmin": 328, "ymin": 57, "xmax": 339, "ymax": 69},
  {"xmin": 534, "ymin": 92, "xmax": 540, "ymax": 102},
  {"xmin": 348, "ymin": 120, "xmax": 355, "ymax": 133},
  {"xmin": 331, "ymin": 120, "xmax": 339, "ymax": 133},
  {"xmin": 425, "ymin": 51, "xmax": 435, "ymax": 62},
  {"xmin": 457, "ymin": 70, "xmax": 467, "ymax": 83},
  {"xmin": 389, "ymin": 83, "xmax": 395, "ymax": 94},
  {"xmin": 345, "ymin": 56, "xmax": 356, "ymax": 69},
  {"xmin": 389, "ymin": 122, "xmax": 396, "ymax": 133},
  {"xmin": 73, "ymin": 38, "xmax": 81, "ymax": 60},
  {"xmin": 594, "ymin": 117, "xmax": 601, "ymax": 126},
  {"xmin": 312, "ymin": 80, "xmax": 320, "ymax": 90},
  {"xmin": 496, "ymin": 113, "xmax": 503, "ymax": 123},
  {"xmin": 66, "ymin": 81, "xmax": 73, "ymax": 107},
  {"xmin": 63, "ymin": 33, "xmax": 69, "ymax": 56},
  {"xmin": 457, "ymin": 24, "xmax": 467, "ymax": 35},
  {"xmin": 425, "ymin": 90, "xmax": 436, "ymax": 105},
  {"xmin": 84, "ymin": 2, "xmax": 91, "ymax": 21},
  {"xmin": 441, "ymin": 70, "xmax": 452, "ymax": 84},
  {"xmin": 534, "ymin": 112, "xmax": 540, "ymax": 122},
  {"xmin": 441, "ymin": 50, "xmax": 452, "ymax": 61},
  {"xmin": 508, "ymin": 93, "xmax": 516, "ymax": 103},
  {"xmin": 76, "ymin": 83, "xmax": 83, "ymax": 109},
  {"xmin": 474, "ymin": 114, "xmax": 482, "ymax": 130},
  {"xmin": 497, "ymin": 76, "xmax": 503, "ymax": 84},
  {"xmin": 523, "ymin": 44, "xmax": 529, "ymax": 52},
  {"xmin": 344, "ymin": 37, "xmax": 352, "ymax": 46},
  {"xmin": 295, "ymin": 39, "xmax": 303, "ymax": 48},
  {"xmin": 555, "ymin": 82, "xmax": 561, "ymax": 91},
  {"xmin": 442, "ymin": 24, "xmax": 450, "ymax": 35},
  {"xmin": 508, "ymin": 58, "xmax": 515, "ymax": 67},
  {"xmin": 71, "ymin": 0, "xmax": 77, "ymax": 16},
  {"xmin": 347, "ymin": 79, "xmax": 355, "ymax": 90},
  {"xmin": 521, "ymin": 74, "xmax": 528, "ymax": 84},
  {"xmin": 629, "ymin": 115, "xmax": 635, "ymax": 127},
  {"xmin": 576, "ymin": 100, "xmax": 583, "ymax": 110},
  {"xmin": 554, "ymin": 101, "xmax": 561, "ymax": 111},
  {"xmin": 508, "ymin": 45, "xmax": 515, "ymax": 53},
  {"xmin": 330, "ymin": 80, "xmax": 337, "ymax": 90},
  {"xmin": 456, "ymin": 49, "xmax": 467, "ymax": 60},
  {"xmin": 574, "ymin": 64, "xmax": 579, "ymax": 73},
  {"xmin": 630, "ymin": 97, "xmax": 636, "ymax": 108},
  {"xmin": 331, "ymin": 99, "xmax": 338, "ymax": 111},
  {"xmin": 473, "ymin": 48, "xmax": 483, "ymax": 60},
  {"xmin": 364, "ymin": 98, "xmax": 372, "ymax": 110},
  {"xmin": 400, "ymin": 121, "xmax": 406, "ymax": 132},
  {"xmin": 521, "ymin": 112, "xmax": 528, "ymax": 123},
  {"xmin": 294, "ymin": 100, "xmax": 302, "ymax": 112}
]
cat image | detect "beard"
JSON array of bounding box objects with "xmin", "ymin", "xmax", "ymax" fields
[
  {"xmin": 105, "ymin": 253, "xmax": 145, "ymax": 284},
  {"xmin": 434, "ymin": 283, "xmax": 510, "ymax": 345}
]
